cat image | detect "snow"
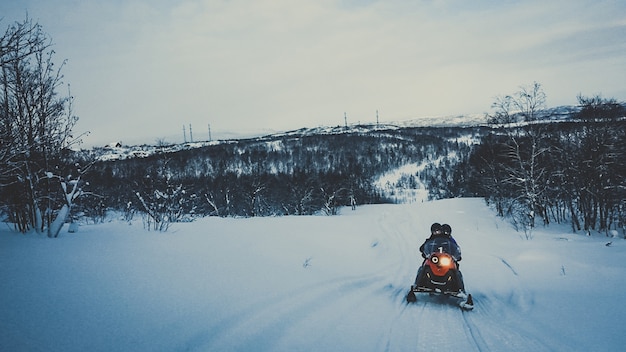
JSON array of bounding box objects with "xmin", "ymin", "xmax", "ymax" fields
[
  {"xmin": 1, "ymin": 198, "xmax": 625, "ymax": 351},
  {"xmin": 374, "ymin": 162, "xmax": 430, "ymax": 203}
]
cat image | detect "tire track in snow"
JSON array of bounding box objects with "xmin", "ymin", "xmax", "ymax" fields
[
  {"xmin": 374, "ymin": 205, "xmax": 433, "ymax": 352},
  {"xmin": 190, "ymin": 273, "xmax": 387, "ymax": 351},
  {"xmin": 461, "ymin": 309, "xmax": 490, "ymax": 352},
  {"xmin": 496, "ymin": 256, "xmax": 518, "ymax": 276},
  {"xmin": 193, "ymin": 203, "xmax": 504, "ymax": 351},
  {"xmin": 493, "ymin": 255, "xmax": 536, "ymax": 312},
  {"xmin": 203, "ymin": 205, "xmax": 422, "ymax": 351},
  {"xmin": 378, "ymin": 203, "xmax": 485, "ymax": 351},
  {"xmin": 382, "ymin": 299, "xmax": 431, "ymax": 352},
  {"xmin": 457, "ymin": 255, "xmax": 576, "ymax": 351},
  {"xmin": 381, "ymin": 302, "xmax": 410, "ymax": 352},
  {"xmin": 371, "ymin": 208, "xmax": 422, "ymax": 307},
  {"xmin": 461, "ymin": 292, "xmax": 575, "ymax": 351},
  {"xmin": 186, "ymin": 207, "xmax": 419, "ymax": 351},
  {"xmin": 388, "ymin": 237, "xmax": 540, "ymax": 351},
  {"xmin": 381, "ymin": 203, "xmax": 488, "ymax": 351},
  {"xmin": 373, "ymin": 207, "xmax": 420, "ymax": 290},
  {"xmin": 407, "ymin": 297, "xmax": 483, "ymax": 351},
  {"xmin": 373, "ymin": 206, "xmax": 423, "ymax": 350},
  {"xmin": 375, "ymin": 202, "xmax": 577, "ymax": 351}
]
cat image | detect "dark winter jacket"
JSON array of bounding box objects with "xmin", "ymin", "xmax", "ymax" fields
[{"xmin": 419, "ymin": 234, "xmax": 462, "ymax": 261}]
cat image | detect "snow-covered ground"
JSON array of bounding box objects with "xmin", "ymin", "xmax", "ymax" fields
[
  {"xmin": 1, "ymin": 198, "xmax": 625, "ymax": 351},
  {"xmin": 374, "ymin": 161, "xmax": 430, "ymax": 204}
]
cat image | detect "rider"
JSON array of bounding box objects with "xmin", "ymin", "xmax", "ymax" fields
[
  {"xmin": 414, "ymin": 222, "xmax": 465, "ymax": 292},
  {"xmin": 420, "ymin": 223, "xmax": 461, "ymax": 262},
  {"xmin": 419, "ymin": 223, "xmax": 461, "ymax": 260}
]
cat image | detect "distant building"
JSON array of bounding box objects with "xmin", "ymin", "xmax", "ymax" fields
[{"xmin": 105, "ymin": 141, "xmax": 123, "ymax": 148}]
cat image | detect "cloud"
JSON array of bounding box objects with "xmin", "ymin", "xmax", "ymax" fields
[{"xmin": 2, "ymin": 0, "xmax": 625, "ymax": 146}]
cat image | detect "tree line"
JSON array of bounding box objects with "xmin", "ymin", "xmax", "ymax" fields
[
  {"xmin": 77, "ymin": 129, "xmax": 467, "ymax": 227},
  {"xmin": 446, "ymin": 83, "xmax": 625, "ymax": 237}
]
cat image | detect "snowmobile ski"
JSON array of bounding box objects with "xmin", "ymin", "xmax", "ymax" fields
[{"xmin": 406, "ymin": 285, "xmax": 474, "ymax": 310}]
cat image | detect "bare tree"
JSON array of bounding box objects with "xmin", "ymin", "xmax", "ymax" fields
[
  {"xmin": 487, "ymin": 82, "xmax": 550, "ymax": 235},
  {"xmin": 514, "ymin": 82, "xmax": 546, "ymax": 122},
  {"xmin": 488, "ymin": 82, "xmax": 546, "ymax": 125},
  {"xmin": 568, "ymin": 95, "xmax": 625, "ymax": 232},
  {"xmin": 0, "ymin": 16, "xmax": 49, "ymax": 66},
  {"xmin": 0, "ymin": 17, "xmax": 81, "ymax": 236}
]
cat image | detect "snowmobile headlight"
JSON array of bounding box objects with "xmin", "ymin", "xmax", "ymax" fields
[
  {"xmin": 439, "ymin": 256, "xmax": 452, "ymax": 267},
  {"xmin": 431, "ymin": 255, "xmax": 439, "ymax": 264}
]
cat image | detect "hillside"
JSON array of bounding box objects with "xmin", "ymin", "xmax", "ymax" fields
[{"xmin": 78, "ymin": 122, "xmax": 486, "ymax": 219}]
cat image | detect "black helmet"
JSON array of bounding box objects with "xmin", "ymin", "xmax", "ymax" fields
[
  {"xmin": 430, "ymin": 222, "xmax": 442, "ymax": 234},
  {"xmin": 442, "ymin": 224, "xmax": 452, "ymax": 236}
]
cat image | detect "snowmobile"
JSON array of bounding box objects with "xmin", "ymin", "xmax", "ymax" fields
[{"xmin": 406, "ymin": 250, "xmax": 474, "ymax": 310}]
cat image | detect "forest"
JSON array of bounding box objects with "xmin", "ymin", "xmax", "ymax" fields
[
  {"xmin": 77, "ymin": 126, "xmax": 479, "ymax": 227},
  {"xmin": 465, "ymin": 97, "xmax": 625, "ymax": 236}
]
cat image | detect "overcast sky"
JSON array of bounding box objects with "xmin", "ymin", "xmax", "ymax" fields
[{"xmin": 3, "ymin": 0, "xmax": 625, "ymax": 146}]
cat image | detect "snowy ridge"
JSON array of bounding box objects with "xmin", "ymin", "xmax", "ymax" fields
[{"xmin": 90, "ymin": 105, "xmax": 582, "ymax": 162}]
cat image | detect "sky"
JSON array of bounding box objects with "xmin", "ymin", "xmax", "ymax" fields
[{"xmin": 2, "ymin": 0, "xmax": 625, "ymax": 147}]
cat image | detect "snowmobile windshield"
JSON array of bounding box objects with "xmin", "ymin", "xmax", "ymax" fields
[{"xmin": 422, "ymin": 237, "xmax": 461, "ymax": 260}]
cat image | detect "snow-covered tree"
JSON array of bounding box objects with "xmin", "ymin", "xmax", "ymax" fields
[
  {"xmin": 47, "ymin": 172, "xmax": 85, "ymax": 237},
  {"xmin": 134, "ymin": 158, "xmax": 192, "ymax": 231}
]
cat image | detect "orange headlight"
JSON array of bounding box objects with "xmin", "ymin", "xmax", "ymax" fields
[{"xmin": 439, "ymin": 256, "xmax": 452, "ymax": 267}]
